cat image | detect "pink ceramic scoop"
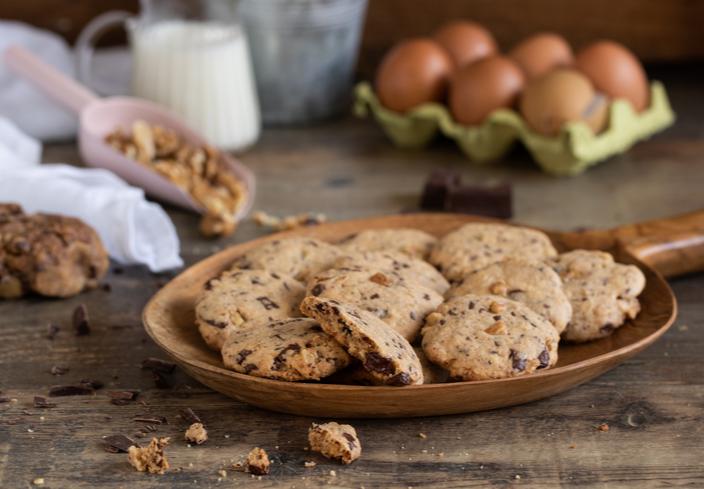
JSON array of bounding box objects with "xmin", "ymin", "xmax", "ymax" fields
[{"xmin": 3, "ymin": 45, "xmax": 256, "ymax": 216}]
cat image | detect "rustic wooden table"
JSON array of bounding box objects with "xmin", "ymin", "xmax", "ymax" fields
[{"xmin": 1, "ymin": 66, "xmax": 702, "ymax": 488}]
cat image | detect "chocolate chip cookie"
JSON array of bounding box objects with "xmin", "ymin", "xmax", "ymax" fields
[
  {"xmin": 301, "ymin": 296, "xmax": 423, "ymax": 386},
  {"xmin": 422, "ymin": 294, "xmax": 559, "ymax": 380},
  {"xmin": 333, "ymin": 250, "xmax": 449, "ymax": 294},
  {"xmin": 338, "ymin": 228, "xmax": 438, "ymax": 259},
  {"xmin": 552, "ymin": 250, "xmax": 646, "ymax": 342},
  {"xmin": 195, "ymin": 269, "xmax": 305, "ymax": 351},
  {"xmin": 429, "ymin": 223, "xmax": 557, "ymax": 282},
  {"xmin": 221, "ymin": 317, "xmax": 351, "ymax": 381},
  {"xmin": 447, "ymin": 259, "xmax": 572, "ymax": 334},
  {"xmin": 229, "ymin": 237, "xmax": 341, "ymax": 282},
  {"xmin": 308, "ymin": 422, "xmax": 361, "ymax": 464},
  {"xmin": 0, "ymin": 203, "xmax": 109, "ymax": 299},
  {"xmin": 306, "ymin": 268, "xmax": 443, "ymax": 342}
]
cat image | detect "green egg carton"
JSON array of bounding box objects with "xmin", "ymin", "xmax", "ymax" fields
[{"xmin": 353, "ymin": 81, "xmax": 675, "ymax": 176}]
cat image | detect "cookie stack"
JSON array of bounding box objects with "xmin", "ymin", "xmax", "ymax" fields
[{"xmin": 194, "ymin": 224, "xmax": 645, "ymax": 385}]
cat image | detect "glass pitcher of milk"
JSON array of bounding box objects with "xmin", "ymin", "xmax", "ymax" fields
[{"xmin": 76, "ymin": 0, "xmax": 261, "ymax": 152}]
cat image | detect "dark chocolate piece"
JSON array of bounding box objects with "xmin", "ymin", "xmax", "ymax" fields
[
  {"xmin": 46, "ymin": 323, "xmax": 60, "ymax": 340},
  {"xmin": 180, "ymin": 408, "xmax": 202, "ymax": 425},
  {"xmin": 141, "ymin": 357, "xmax": 176, "ymax": 374},
  {"xmin": 48, "ymin": 384, "xmax": 95, "ymax": 397},
  {"xmin": 446, "ymin": 183, "xmax": 513, "ymax": 219},
  {"xmin": 33, "ymin": 396, "xmax": 56, "ymax": 408},
  {"xmin": 420, "ymin": 169, "xmax": 461, "ymax": 211},
  {"xmin": 73, "ymin": 304, "xmax": 90, "ymax": 336},
  {"xmin": 103, "ymin": 434, "xmax": 137, "ymax": 453}
]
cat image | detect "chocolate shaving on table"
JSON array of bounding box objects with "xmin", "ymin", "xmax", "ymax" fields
[
  {"xmin": 102, "ymin": 434, "xmax": 137, "ymax": 453},
  {"xmin": 0, "ymin": 396, "xmax": 12, "ymax": 403},
  {"xmin": 133, "ymin": 415, "xmax": 167, "ymax": 425},
  {"xmin": 73, "ymin": 304, "xmax": 90, "ymax": 336},
  {"xmin": 80, "ymin": 379, "xmax": 104, "ymax": 390},
  {"xmin": 48, "ymin": 384, "xmax": 95, "ymax": 397},
  {"xmin": 180, "ymin": 408, "xmax": 202, "ymax": 425},
  {"xmin": 107, "ymin": 390, "xmax": 140, "ymax": 405},
  {"xmin": 101, "ymin": 283, "xmax": 112, "ymax": 292},
  {"xmin": 420, "ymin": 169, "xmax": 461, "ymax": 211},
  {"xmin": 152, "ymin": 371, "xmax": 172, "ymax": 389},
  {"xmin": 141, "ymin": 357, "xmax": 176, "ymax": 374},
  {"xmin": 46, "ymin": 323, "xmax": 60, "ymax": 340},
  {"xmin": 50, "ymin": 365, "xmax": 69, "ymax": 376},
  {"xmin": 33, "ymin": 396, "xmax": 56, "ymax": 408}
]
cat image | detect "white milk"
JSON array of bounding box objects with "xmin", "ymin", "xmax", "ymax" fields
[{"xmin": 130, "ymin": 20, "xmax": 260, "ymax": 151}]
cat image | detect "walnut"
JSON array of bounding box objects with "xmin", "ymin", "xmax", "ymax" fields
[{"xmin": 484, "ymin": 321, "xmax": 507, "ymax": 335}]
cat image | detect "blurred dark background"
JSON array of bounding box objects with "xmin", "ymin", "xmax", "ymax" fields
[{"xmin": 2, "ymin": 0, "xmax": 703, "ymax": 78}]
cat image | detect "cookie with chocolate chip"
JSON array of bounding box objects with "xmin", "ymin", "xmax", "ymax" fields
[
  {"xmin": 338, "ymin": 228, "xmax": 437, "ymax": 259},
  {"xmin": 308, "ymin": 422, "xmax": 361, "ymax": 464},
  {"xmin": 429, "ymin": 223, "xmax": 557, "ymax": 282},
  {"xmin": 333, "ymin": 250, "xmax": 449, "ymax": 294},
  {"xmin": 447, "ymin": 259, "xmax": 572, "ymax": 334},
  {"xmin": 195, "ymin": 269, "xmax": 305, "ymax": 351},
  {"xmin": 221, "ymin": 318, "xmax": 351, "ymax": 381},
  {"xmin": 300, "ymin": 296, "xmax": 423, "ymax": 386},
  {"xmin": 306, "ymin": 268, "xmax": 443, "ymax": 342},
  {"xmin": 421, "ymin": 294, "xmax": 559, "ymax": 381},
  {"xmin": 229, "ymin": 237, "xmax": 341, "ymax": 283},
  {"xmin": 551, "ymin": 250, "xmax": 645, "ymax": 342}
]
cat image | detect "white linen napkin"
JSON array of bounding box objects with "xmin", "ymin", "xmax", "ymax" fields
[{"xmin": 0, "ymin": 117, "xmax": 183, "ymax": 272}]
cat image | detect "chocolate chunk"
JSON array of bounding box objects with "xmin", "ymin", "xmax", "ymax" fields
[
  {"xmin": 180, "ymin": 408, "xmax": 202, "ymax": 425},
  {"xmin": 141, "ymin": 357, "xmax": 176, "ymax": 374},
  {"xmin": 73, "ymin": 304, "xmax": 90, "ymax": 336},
  {"xmin": 420, "ymin": 169, "xmax": 461, "ymax": 211},
  {"xmin": 46, "ymin": 323, "xmax": 60, "ymax": 340},
  {"xmin": 311, "ymin": 284, "xmax": 325, "ymax": 296},
  {"xmin": 537, "ymin": 349, "xmax": 550, "ymax": 369},
  {"xmin": 446, "ymin": 183, "xmax": 513, "ymax": 218},
  {"xmin": 103, "ymin": 434, "xmax": 137, "ymax": 453},
  {"xmin": 256, "ymin": 296, "xmax": 279, "ymax": 310},
  {"xmin": 363, "ymin": 352, "xmax": 394, "ymax": 375},
  {"xmin": 387, "ymin": 372, "xmax": 412, "ymax": 386},
  {"xmin": 204, "ymin": 318, "xmax": 228, "ymax": 329},
  {"xmin": 133, "ymin": 415, "xmax": 167, "ymax": 425},
  {"xmin": 80, "ymin": 379, "xmax": 104, "ymax": 390},
  {"xmin": 342, "ymin": 432, "xmax": 357, "ymax": 449},
  {"xmin": 49, "ymin": 384, "xmax": 95, "ymax": 397},
  {"xmin": 33, "ymin": 396, "xmax": 56, "ymax": 408},
  {"xmin": 108, "ymin": 390, "xmax": 140, "ymax": 405},
  {"xmin": 509, "ymin": 350, "xmax": 527, "ymax": 372},
  {"xmin": 50, "ymin": 365, "xmax": 69, "ymax": 376},
  {"xmin": 236, "ymin": 349, "xmax": 253, "ymax": 365},
  {"xmin": 600, "ymin": 323, "xmax": 616, "ymax": 334}
]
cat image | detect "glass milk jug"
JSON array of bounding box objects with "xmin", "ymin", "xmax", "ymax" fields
[{"xmin": 77, "ymin": 0, "xmax": 261, "ymax": 151}]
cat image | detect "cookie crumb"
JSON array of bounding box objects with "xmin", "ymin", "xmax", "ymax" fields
[
  {"xmin": 309, "ymin": 422, "xmax": 362, "ymax": 465},
  {"xmin": 246, "ymin": 447, "xmax": 270, "ymax": 475},
  {"xmin": 185, "ymin": 422, "xmax": 208, "ymax": 445},
  {"xmin": 515, "ymin": 474, "xmax": 521, "ymax": 480},
  {"xmin": 32, "ymin": 478, "xmax": 44, "ymax": 486},
  {"xmin": 596, "ymin": 423, "xmax": 610, "ymax": 432},
  {"xmin": 217, "ymin": 469, "xmax": 227, "ymax": 479},
  {"xmin": 127, "ymin": 437, "xmax": 170, "ymax": 474},
  {"xmin": 329, "ymin": 470, "xmax": 337, "ymax": 477},
  {"xmin": 304, "ymin": 460, "xmax": 317, "ymax": 468},
  {"xmin": 418, "ymin": 432, "xmax": 427, "ymax": 439}
]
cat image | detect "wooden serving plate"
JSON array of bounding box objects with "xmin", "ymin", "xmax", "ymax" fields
[{"xmin": 143, "ymin": 212, "xmax": 704, "ymax": 418}]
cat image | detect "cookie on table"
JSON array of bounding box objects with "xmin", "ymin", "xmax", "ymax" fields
[
  {"xmin": 338, "ymin": 228, "xmax": 438, "ymax": 259},
  {"xmin": 429, "ymin": 223, "xmax": 557, "ymax": 282},
  {"xmin": 308, "ymin": 422, "xmax": 361, "ymax": 464},
  {"xmin": 229, "ymin": 237, "xmax": 341, "ymax": 283},
  {"xmin": 195, "ymin": 269, "xmax": 305, "ymax": 351},
  {"xmin": 301, "ymin": 296, "xmax": 423, "ymax": 386},
  {"xmin": 447, "ymin": 259, "xmax": 572, "ymax": 334},
  {"xmin": 306, "ymin": 268, "xmax": 443, "ymax": 342},
  {"xmin": 221, "ymin": 317, "xmax": 351, "ymax": 381},
  {"xmin": 421, "ymin": 294, "xmax": 559, "ymax": 381},
  {"xmin": 551, "ymin": 250, "xmax": 646, "ymax": 342},
  {"xmin": 333, "ymin": 250, "xmax": 450, "ymax": 294}
]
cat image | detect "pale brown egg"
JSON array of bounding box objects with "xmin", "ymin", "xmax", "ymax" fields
[
  {"xmin": 433, "ymin": 20, "xmax": 498, "ymax": 68},
  {"xmin": 449, "ymin": 56, "xmax": 525, "ymax": 126},
  {"xmin": 509, "ymin": 32, "xmax": 574, "ymax": 79},
  {"xmin": 375, "ymin": 38, "xmax": 453, "ymax": 113},
  {"xmin": 519, "ymin": 69, "xmax": 609, "ymax": 136},
  {"xmin": 575, "ymin": 40, "xmax": 649, "ymax": 112}
]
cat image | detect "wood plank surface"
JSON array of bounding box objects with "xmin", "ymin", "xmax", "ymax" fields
[{"xmin": 0, "ymin": 66, "xmax": 703, "ymax": 487}]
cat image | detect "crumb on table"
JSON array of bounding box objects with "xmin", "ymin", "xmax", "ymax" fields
[
  {"xmin": 246, "ymin": 447, "xmax": 270, "ymax": 475},
  {"xmin": 185, "ymin": 422, "xmax": 208, "ymax": 445},
  {"xmin": 308, "ymin": 422, "xmax": 362, "ymax": 464},
  {"xmin": 127, "ymin": 437, "xmax": 170, "ymax": 474}
]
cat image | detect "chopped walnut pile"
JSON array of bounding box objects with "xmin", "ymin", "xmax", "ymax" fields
[
  {"xmin": 252, "ymin": 211, "xmax": 327, "ymax": 232},
  {"xmin": 127, "ymin": 437, "xmax": 170, "ymax": 474},
  {"xmin": 184, "ymin": 422, "xmax": 208, "ymax": 445},
  {"xmin": 246, "ymin": 447, "xmax": 270, "ymax": 475},
  {"xmin": 105, "ymin": 121, "xmax": 247, "ymax": 237}
]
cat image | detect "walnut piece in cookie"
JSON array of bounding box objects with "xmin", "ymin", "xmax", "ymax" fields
[
  {"xmin": 105, "ymin": 121, "xmax": 248, "ymax": 238},
  {"xmin": 246, "ymin": 447, "xmax": 270, "ymax": 475},
  {"xmin": 0, "ymin": 203, "xmax": 109, "ymax": 299},
  {"xmin": 308, "ymin": 422, "xmax": 361, "ymax": 464},
  {"xmin": 184, "ymin": 422, "xmax": 208, "ymax": 445},
  {"xmin": 127, "ymin": 437, "xmax": 170, "ymax": 474}
]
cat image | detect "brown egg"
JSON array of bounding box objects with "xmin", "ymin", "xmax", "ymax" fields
[
  {"xmin": 519, "ymin": 69, "xmax": 609, "ymax": 136},
  {"xmin": 375, "ymin": 38, "xmax": 453, "ymax": 113},
  {"xmin": 449, "ymin": 56, "xmax": 525, "ymax": 126},
  {"xmin": 575, "ymin": 40, "xmax": 649, "ymax": 112},
  {"xmin": 433, "ymin": 20, "xmax": 498, "ymax": 68},
  {"xmin": 509, "ymin": 32, "xmax": 574, "ymax": 79}
]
